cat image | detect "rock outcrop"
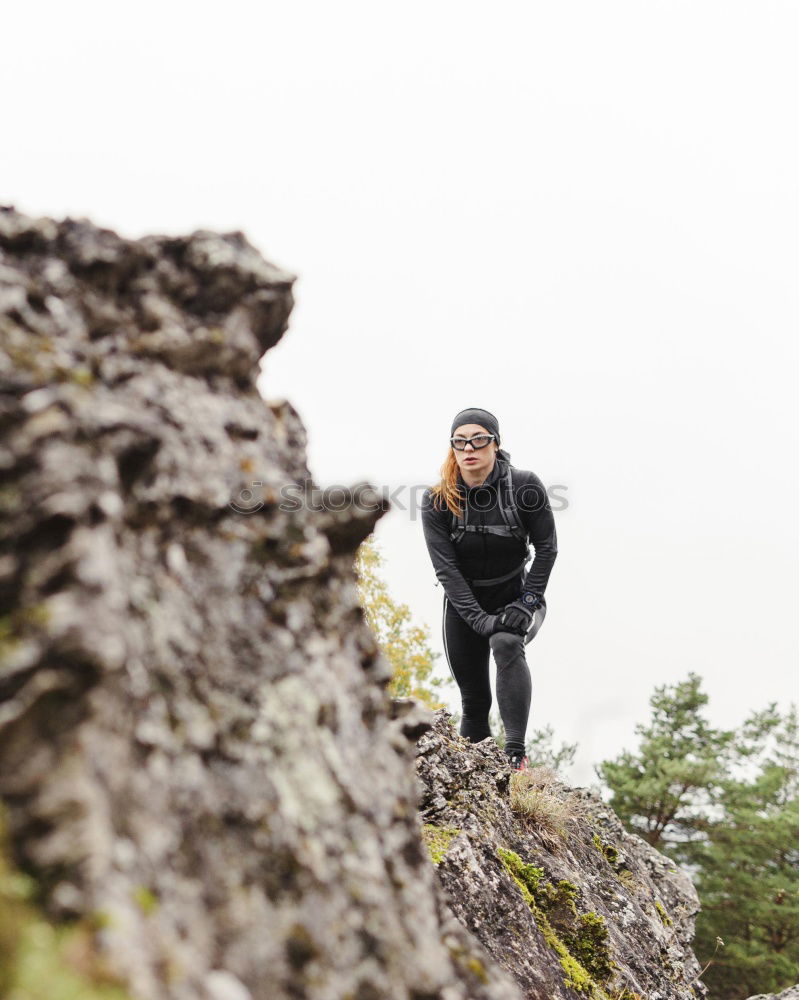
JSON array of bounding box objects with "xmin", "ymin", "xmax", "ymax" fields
[
  {"xmin": 748, "ymin": 988, "xmax": 799, "ymax": 1000},
  {"xmin": 415, "ymin": 710, "xmax": 705, "ymax": 1000},
  {"xmin": 0, "ymin": 206, "xmax": 520, "ymax": 1000},
  {"xmin": 1, "ymin": 205, "xmax": 705, "ymax": 1000}
]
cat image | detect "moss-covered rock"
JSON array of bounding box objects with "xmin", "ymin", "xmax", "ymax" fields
[
  {"xmin": 417, "ymin": 710, "xmax": 704, "ymax": 1000},
  {"xmin": 421, "ymin": 823, "xmax": 461, "ymax": 865},
  {"xmin": 497, "ymin": 847, "xmax": 615, "ymax": 997},
  {"xmin": 592, "ymin": 832, "xmax": 619, "ymax": 866},
  {"xmin": 655, "ymin": 899, "xmax": 673, "ymax": 927},
  {"xmin": 0, "ymin": 807, "xmax": 131, "ymax": 999}
]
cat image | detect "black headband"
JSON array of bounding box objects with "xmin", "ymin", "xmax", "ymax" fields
[{"xmin": 450, "ymin": 407, "xmax": 501, "ymax": 444}]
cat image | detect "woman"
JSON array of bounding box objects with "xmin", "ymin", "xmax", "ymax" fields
[{"xmin": 421, "ymin": 407, "xmax": 558, "ymax": 771}]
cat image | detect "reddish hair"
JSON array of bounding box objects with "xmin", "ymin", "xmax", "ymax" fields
[{"xmin": 429, "ymin": 442, "xmax": 500, "ymax": 517}]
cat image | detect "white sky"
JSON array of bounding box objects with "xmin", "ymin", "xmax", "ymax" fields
[{"xmin": 4, "ymin": 1, "xmax": 798, "ymax": 784}]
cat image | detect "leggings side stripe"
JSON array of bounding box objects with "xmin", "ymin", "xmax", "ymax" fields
[{"xmin": 442, "ymin": 595, "xmax": 456, "ymax": 681}]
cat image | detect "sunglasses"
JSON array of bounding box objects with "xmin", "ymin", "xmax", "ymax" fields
[{"xmin": 450, "ymin": 433, "xmax": 496, "ymax": 451}]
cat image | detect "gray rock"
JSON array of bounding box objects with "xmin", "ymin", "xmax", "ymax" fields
[
  {"xmin": 416, "ymin": 709, "xmax": 706, "ymax": 1000},
  {"xmin": 748, "ymin": 987, "xmax": 799, "ymax": 1000},
  {"xmin": 0, "ymin": 206, "xmax": 521, "ymax": 1000},
  {"xmin": 0, "ymin": 205, "xmax": 710, "ymax": 1000}
]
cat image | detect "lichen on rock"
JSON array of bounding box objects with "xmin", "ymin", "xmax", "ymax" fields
[{"xmin": 421, "ymin": 823, "xmax": 462, "ymax": 866}]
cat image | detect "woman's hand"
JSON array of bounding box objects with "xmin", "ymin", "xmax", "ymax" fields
[
  {"xmin": 474, "ymin": 614, "xmax": 500, "ymax": 637},
  {"xmin": 475, "ymin": 596, "xmax": 544, "ymax": 637},
  {"xmin": 497, "ymin": 601, "xmax": 534, "ymax": 635}
]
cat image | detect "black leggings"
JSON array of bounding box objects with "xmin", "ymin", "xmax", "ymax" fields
[{"xmin": 442, "ymin": 594, "xmax": 546, "ymax": 757}]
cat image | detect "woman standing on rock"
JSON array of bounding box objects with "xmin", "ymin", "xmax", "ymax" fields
[{"xmin": 421, "ymin": 407, "xmax": 558, "ymax": 772}]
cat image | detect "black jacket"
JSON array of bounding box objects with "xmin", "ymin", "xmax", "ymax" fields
[{"xmin": 421, "ymin": 455, "xmax": 558, "ymax": 633}]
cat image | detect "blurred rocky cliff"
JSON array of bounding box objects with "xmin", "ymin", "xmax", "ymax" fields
[
  {"xmin": 0, "ymin": 206, "xmax": 704, "ymax": 1000},
  {"xmin": 748, "ymin": 987, "xmax": 799, "ymax": 1000}
]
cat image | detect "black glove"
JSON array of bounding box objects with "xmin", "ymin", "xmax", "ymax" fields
[
  {"xmin": 498, "ymin": 592, "xmax": 545, "ymax": 636},
  {"xmin": 497, "ymin": 603, "xmax": 533, "ymax": 635}
]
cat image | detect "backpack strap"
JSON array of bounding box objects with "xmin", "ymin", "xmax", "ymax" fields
[
  {"xmin": 496, "ymin": 462, "xmax": 528, "ymax": 543},
  {"xmin": 449, "ymin": 493, "xmax": 467, "ymax": 543},
  {"xmin": 448, "ymin": 463, "xmax": 532, "ymax": 577},
  {"xmin": 449, "ymin": 499, "xmax": 519, "ymax": 541}
]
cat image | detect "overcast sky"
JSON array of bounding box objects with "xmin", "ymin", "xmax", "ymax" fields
[{"xmin": 5, "ymin": 1, "xmax": 798, "ymax": 783}]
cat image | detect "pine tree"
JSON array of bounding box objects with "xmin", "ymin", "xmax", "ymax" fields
[
  {"xmin": 597, "ymin": 674, "xmax": 798, "ymax": 997},
  {"xmin": 355, "ymin": 535, "xmax": 453, "ymax": 709},
  {"xmin": 692, "ymin": 707, "xmax": 799, "ymax": 1000},
  {"xmin": 596, "ymin": 673, "xmax": 737, "ymax": 855}
]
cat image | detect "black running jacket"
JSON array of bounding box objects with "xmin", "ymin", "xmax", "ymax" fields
[{"xmin": 421, "ymin": 455, "xmax": 558, "ymax": 634}]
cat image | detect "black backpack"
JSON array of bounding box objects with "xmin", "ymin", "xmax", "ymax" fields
[{"xmin": 449, "ymin": 461, "xmax": 531, "ymax": 587}]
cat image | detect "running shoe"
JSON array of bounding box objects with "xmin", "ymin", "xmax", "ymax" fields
[{"xmin": 507, "ymin": 751, "xmax": 530, "ymax": 772}]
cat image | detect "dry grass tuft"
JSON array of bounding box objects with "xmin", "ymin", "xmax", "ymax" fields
[{"xmin": 509, "ymin": 766, "xmax": 584, "ymax": 848}]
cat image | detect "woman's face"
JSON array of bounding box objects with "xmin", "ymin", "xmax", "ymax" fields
[{"xmin": 451, "ymin": 423, "xmax": 499, "ymax": 481}]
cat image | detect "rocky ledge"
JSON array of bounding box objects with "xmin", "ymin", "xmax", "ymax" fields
[{"xmin": 414, "ymin": 709, "xmax": 706, "ymax": 1000}]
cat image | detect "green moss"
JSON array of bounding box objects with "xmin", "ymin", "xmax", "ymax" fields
[
  {"xmin": 57, "ymin": 365, "xmax": 95, "ymax": 387},
  {"xmin": 563, "ymin": 912, "xmax": 614, "ymax": 980},
  {"xmin": 592, "ymin": 833, "xmax": 619, "ymax": 866},
  {"xmin": 465, "ymin": 956, "xmax": 488, "ymax": 983},
  {"xmin": 7, "ymin": 922, "xmax": 131, "ymax": 999},
  {"xmin": 497, "ymin": 847, "xmax": 616, "ymax": 999},
  {"xmin": 131, "ymin": 885, "xmax": 158, "ymax": 916},
  {"xmin": 0, "ymin": 603, "xmax": 52, "ymax": 657},
  {"xmin": 654, "ymin": 899, "xmax": 673, "ymax": 927},
  {"xmin": 1, "ymin": 805, "xmax": 131, "ymax": 999},
  {"xmin": 592, "ymin": 833, "xmax": 640, "ymax": 891},
  {"xmin": 445, "ymin": 936, "xmax": 489, "ymax": 985},
  {"xmin": 87, "ymin": 910, "xmax": 115, "ymax": 931},
  {"xmin": 421, "ymin": 824, "xmax": 461, "ymax": 865},
  {"xmin": 0, "ymin": 603, "xmax": 51, "ymax": 636},
  {"xmin": 544, "ymin": 879, "xmax": 579, "ymax": 911},
  {"xmin": 496, "ymin": 847, "xmax": 544, "ymax": 903}
]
